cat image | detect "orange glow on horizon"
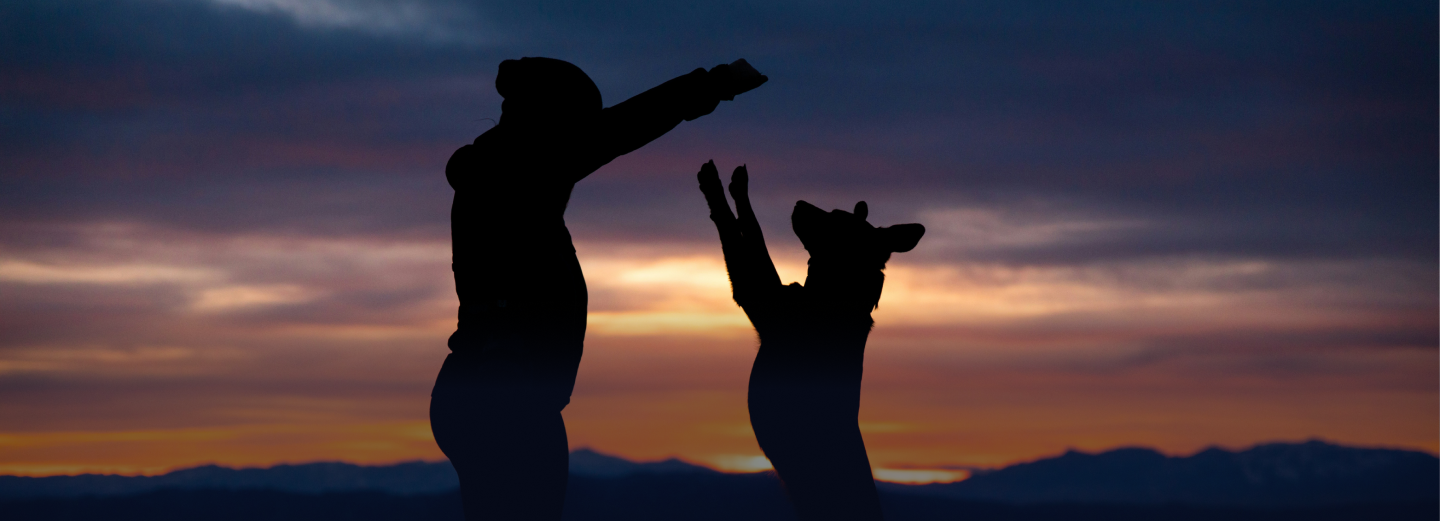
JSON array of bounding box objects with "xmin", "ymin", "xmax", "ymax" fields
[
  {"xmin": 0, "ymin": 422, "xmax": 444, "ymax": 477},
  {"xmin": 0, "ymin": 239, "xmax": 1433, "ymax": 479},
  {"xmin": 873, "ymin": 468, "xmax": 971, "ymax": 484}
]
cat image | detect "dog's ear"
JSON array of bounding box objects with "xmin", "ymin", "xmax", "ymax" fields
[
  {"xmin": 853, "ymin": 201, "xmax": 868, "ymax": 221},
  {"xmin": 879, "ymin": 223, "xmax": 925, "ymax": 253}
]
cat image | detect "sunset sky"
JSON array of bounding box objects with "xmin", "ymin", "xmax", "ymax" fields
[{"xmin": 1, "ymin": 0, "xmax": 1436, "ymax": 481}]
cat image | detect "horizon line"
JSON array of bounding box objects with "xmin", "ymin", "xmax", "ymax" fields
[{"xmin": 5, "ymin": 438, "xmax": 1435, "ymax": 480}]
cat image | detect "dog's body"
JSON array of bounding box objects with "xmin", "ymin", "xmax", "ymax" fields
[{"xmin": 698, "ymin": 161, "xmax": 924, "ymax": 521}]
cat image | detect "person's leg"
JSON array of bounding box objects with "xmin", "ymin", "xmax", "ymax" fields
[
  {"xmin": 451, "ymin": 410, "xmax": 569, "ymax": 521},
  {"xmin": 432, "ymin": 355, "xmax": 571, "ymax": 521}
]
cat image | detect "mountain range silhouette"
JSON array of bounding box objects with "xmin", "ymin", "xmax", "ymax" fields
[
  {"xmin": 2, "ymin": 440, "xmax": 1434, "ymax": 520},
  {"xmin": 899, "ymin": 439, "xmax": 1438, "ymax": 507}
]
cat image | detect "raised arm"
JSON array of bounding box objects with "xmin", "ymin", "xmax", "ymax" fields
[{"xmin": 581, "ymin": 61, "xmax": 766, "ymax": 177}]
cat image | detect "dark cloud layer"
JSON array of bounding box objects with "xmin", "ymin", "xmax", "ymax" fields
[{"xmin": 1, "ymin": 0, "xmax": 1435, "ymax": 265}]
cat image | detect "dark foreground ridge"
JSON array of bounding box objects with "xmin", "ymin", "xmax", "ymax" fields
[
  {"xmin": 2, "ymin": 479, "xmax": 1433, "ymax": 521},
  {"xmin": 1, "ymin": 441, "xmax": 1434, "ymax": 520}
]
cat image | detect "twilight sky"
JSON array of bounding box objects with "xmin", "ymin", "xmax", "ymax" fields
[{"xmin": 1, "ymin": 0, "xmax": 1435, "ymax": 479}]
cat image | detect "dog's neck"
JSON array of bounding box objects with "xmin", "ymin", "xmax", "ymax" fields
[{"xmin": 802, "ymin": 258, "xmax": 887, "ymax": 317}]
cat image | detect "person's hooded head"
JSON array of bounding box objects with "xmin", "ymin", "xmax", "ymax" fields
[{"xmin": 496, "ymin": 57, "xmax": 602, "ymax": 126}]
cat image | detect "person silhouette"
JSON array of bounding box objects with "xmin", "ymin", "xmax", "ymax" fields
[{"xmin": 431, "ymin": 58, "xmax": 766, "ymax": 520}]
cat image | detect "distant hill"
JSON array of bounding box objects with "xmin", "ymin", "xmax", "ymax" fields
[
  {"xmin": 566, "ymin": 447, "xmax": 717, "ymax": 477},
  {"xmin": 897, "ymin": 439, "xmax": 1438, "ymax": 507},
  {"xmin": 0, "ymin": 460, "xmax": 457, "ymax": 499},
  {"xmin": 1, "ymin": 440, "xmax": 1434, "ymax": 519},
  {"xmin": 0, "ymin": 447, "xmax": 712, "ymax": 500}
]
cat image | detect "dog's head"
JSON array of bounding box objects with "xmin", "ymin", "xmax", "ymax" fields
[{"xmin": 792, "ymin": 201, "xmax": 924, "ymax": 270}]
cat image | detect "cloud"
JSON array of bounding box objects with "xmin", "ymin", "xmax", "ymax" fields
[
  {"xmin": 191, "ymin": 284, "xmax": 320, "ymax": 311},
  {"xmin": 201, "ymin": 0, "xmax": 494, "ymax": 44},
  {"xmin": 0, "ymin": 261, "xmax": 219, "ymax": 285},
  {"xmin": 3, "ymin": 0, "xmax": 1433, "ymax": 267},
  {"xmin": 0, "ymin": 223, "xmax": 456, "ymax": 351}
]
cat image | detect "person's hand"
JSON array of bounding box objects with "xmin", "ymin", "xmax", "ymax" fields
[{"xmin": 709, "ymin": 59, "xmax": 768, "ymax": 100}]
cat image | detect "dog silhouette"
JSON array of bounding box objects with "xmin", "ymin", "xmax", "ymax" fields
[{"xmin": 697, "ymin": 161, "xmax": 923, "ymax": 521}]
